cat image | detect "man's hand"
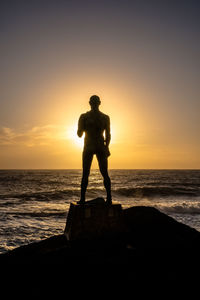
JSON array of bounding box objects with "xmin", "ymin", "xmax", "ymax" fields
[{"xmin": 104, "ymin": 145, "xmax": 111, "ymax": 157}]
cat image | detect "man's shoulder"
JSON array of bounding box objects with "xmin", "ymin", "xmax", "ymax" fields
[
  {"xmin": 82, "ymin": 111, "xmax": 92, "ymax": 119},
  {"xmin": 99, "ymin": 111, "xmax": 110, "ymax": 120},
  {"xmin": 79, "ymin": 112, "xmax": 88, "ymax": 119}
]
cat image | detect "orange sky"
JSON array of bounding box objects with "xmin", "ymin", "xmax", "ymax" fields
[{"xmin": 1, "ymin": 81, "xmax": 199, "ymax": 169}]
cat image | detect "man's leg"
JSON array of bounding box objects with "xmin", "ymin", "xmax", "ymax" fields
[
  {"xmin": 80, "ymin": 151, "xmax": 93, "ymax": 203},
  {"xmin": 96, "ymin": 153, "xmax": 112, "ymax": 203}
]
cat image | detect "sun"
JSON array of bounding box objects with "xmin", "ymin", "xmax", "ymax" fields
[{"xmin": 66, "ymin": 124, "xmax": 84, "ymax": 148}]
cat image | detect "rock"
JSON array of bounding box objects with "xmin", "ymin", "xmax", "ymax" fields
[{"xmin": 123, "ymin": 205, "xmax": 200, "ymax": 249}]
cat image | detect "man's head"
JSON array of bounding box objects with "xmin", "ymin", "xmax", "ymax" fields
[{"xmin": 89, "ymin": 95, "xmax": 101, "ymax": 109}]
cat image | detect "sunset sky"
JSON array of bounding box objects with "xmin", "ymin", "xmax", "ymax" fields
[{"xmin": 0, "ymin": 0, "xmax": 199, "ymax": 169}]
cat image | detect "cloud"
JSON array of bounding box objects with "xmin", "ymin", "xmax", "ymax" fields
[
  {"xmin": 0, "ymin": 124, "xmax": 68, "ymax": 147},
  {"xmin": 0, "ymin": 127, "xmax": 17, "ymax": 145}
]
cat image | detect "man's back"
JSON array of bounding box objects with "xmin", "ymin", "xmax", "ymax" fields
[{"xmin": 78, "ymin": 110, "xmax": 110, "ymax": 153}]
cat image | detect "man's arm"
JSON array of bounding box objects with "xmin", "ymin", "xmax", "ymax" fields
[
  {"xmin": 105, "ymin": 116, "xmax": 111, "ymax": 146},
  {"xmin": 77, "ymin": 114, "xmax": 85, "ymax": 137}
]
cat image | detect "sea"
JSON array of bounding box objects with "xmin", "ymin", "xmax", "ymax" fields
[{"xmin": 0, "ymin": 169, "xmax": 200, "ymax": 254}]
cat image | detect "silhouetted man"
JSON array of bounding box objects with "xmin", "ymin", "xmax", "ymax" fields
[{"xmin": 77, "ymin": 95, "xmax": 112, "ymax": 204}]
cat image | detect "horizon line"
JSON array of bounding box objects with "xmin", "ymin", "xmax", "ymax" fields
[{"xmin": 0, "ymin": 168, "xmax": 200, "ymax": 171}]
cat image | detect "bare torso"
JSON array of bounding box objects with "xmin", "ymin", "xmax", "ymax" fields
[{"xmin": 78, "ymin": 110, "xmax": 110, "ymax": 154}]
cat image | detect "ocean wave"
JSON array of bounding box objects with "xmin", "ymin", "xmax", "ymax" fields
[
  {"xmin": 0, "ymin": 189, "xmax": 81, "ymax": 202},
  {"xmin": 159, "ymin": 204, "xmax": 200, "ymax": 215},
  {"xmin": 6, "ymin": 210, "xmax": 67, "ymax": 218},
  {"xmin": 0, "ymin": 187, "xmax": 105, "ymax": 203},
  {"xmin": 0, "ymin": 186, "xmax": 199, "ymax": 204},
  {"xmin": 113, "ymin": 187, "xmax": 199, "ymax": 198}
]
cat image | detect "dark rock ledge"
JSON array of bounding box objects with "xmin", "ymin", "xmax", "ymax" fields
[{"xmin": 1, "ymin": 203, "xmax": 200, "ymax": 289}]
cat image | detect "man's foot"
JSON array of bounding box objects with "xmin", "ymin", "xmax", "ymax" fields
[
  {"xmin": 106, "ymin": 198, "xmax": 112, "ymax": 205},
  {"xmin": 77, "ymin": 199, "xmax": 85, "ymax": 205}
]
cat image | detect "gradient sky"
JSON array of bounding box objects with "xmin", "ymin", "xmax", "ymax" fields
[{"xmin": 0, "ymin": 0, "xmax": 199, "ymax": 169}]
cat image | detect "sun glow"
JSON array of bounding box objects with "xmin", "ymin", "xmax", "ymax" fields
[{"xmin": 67, "ymin": 124, "xmax": 84, "ymax": 148}]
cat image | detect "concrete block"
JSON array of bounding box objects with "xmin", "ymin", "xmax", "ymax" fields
[{"xmin": 64, "ymin": 198, "xmax": 124, "ymax": 241}]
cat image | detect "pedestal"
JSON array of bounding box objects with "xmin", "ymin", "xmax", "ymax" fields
[{"xmin": 64, "ymin": 198, "xmax": 124, "ymax": 240}]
